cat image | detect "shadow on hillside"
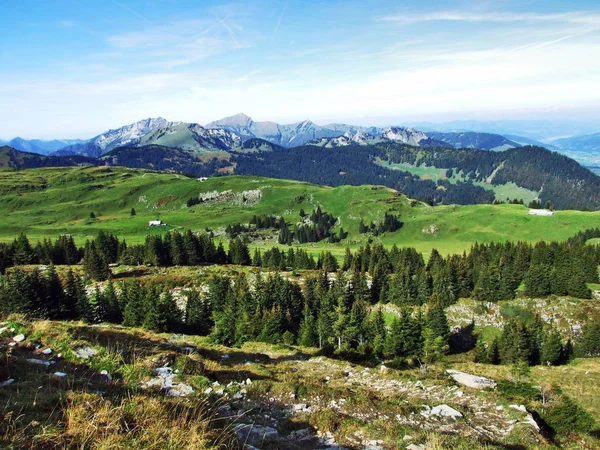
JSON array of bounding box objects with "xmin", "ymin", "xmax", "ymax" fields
[
  {"xmin": 449, "ymin": 321, "xmax": 477, "ymax": 354},
  {"xmin": 111, "ymin": 268, "xmax": 149, "ymax": 279}
]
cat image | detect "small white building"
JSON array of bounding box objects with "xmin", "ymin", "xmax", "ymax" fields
[
  {"xmin": 529, "ymin": 209, "xmax": 554, "ymax": 216},
  {"xmin": 148, "ymin": 220, "xmax": 166, "ymax": 226},
  {"xmin": 197, "ymin": 177, "xmax": 209, "ymax": 182}
]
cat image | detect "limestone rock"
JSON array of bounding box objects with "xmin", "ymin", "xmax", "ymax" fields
[
  {"xmin": 446, "ymin": 369, "xmax": 497, "ymax": 389},
  {"xmin": 73, "ymin": 346, "xmax": 98, "ymax": 360}
]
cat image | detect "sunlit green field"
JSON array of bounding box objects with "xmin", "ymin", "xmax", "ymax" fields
[{"xmin": 1, "ymin": 166, "xmax": 599, "ymax": 256}]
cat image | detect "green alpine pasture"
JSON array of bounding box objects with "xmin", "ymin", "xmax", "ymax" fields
[
  {"xmin": 1, "ymin": 166, "xmax": 599, "ymax": 256},
  {"xmin": 376, "ymin": 159, "xmax": 539, "ymax": 203}
]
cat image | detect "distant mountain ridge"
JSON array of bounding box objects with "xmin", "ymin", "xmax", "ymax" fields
[
  {"xmin": 3, "ymin": 113, "xmax": 599, "ymax": 165},
  {"xmin": 0, "ymin": 137, "xmax": 86, "ymax": 155},
  {"xmin": 56, "ymin": 118, "xmax": 176, "ymax": 157}
]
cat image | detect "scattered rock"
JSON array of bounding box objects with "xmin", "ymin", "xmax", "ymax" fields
[
  {"xmin": 421, "ymin": 404, "xmax": 463, "ymax": 419},
  {"xmin": 12, "ymin": 334, "xmax": 25, "ymax": 343},
  {"xmin": 53, "ymin": 372, "xmax": 67, "ymax": 378},
  {"xmin": 142, "ymin": 367, "xmax": 194, "ymax": 397},
  {"xmin": 73, "ymin": 346, "xmax": 98, "ymax": 360},
  {"xmin": 0, "ymin": 378, "xmax": 15, "ymax": 387},
  {"xmin": 204, "ymin": 387, "xmax": 213, "ymax": 395},
  {"xmin": 446, "ymin": 369, "xmax": 497, "ymax": 389},
  {"xmin": 379, "ymin": 364, "xmax": 388, "ymax": 373},
  {"xmin": 41, "ymin": 348, "xmax": 52, "ymax": 355},
  {"xmin": 233, "ymin": 424, "xmax": 279, "ymax": 446},
  {"xmin": 25, "ymin": 358, "xmax": 52, "ymax": 367},
  {"xmin": 100, "ymin": 370, "xmax": 112, "ymax": 381},
  {"xmin": 422, "ymin": 225, "xmax": 439, "ymax": 235},
  {"xmin": 509, "ymin": 404, "xmax": 527, "ymax": 413},
  {"xmin": 289, "ymin": 428, "xmax": 313, "ymax": 441},
  {"xmin": 407, "ymin": 444, "xmax": 429, "ymax": 450},
  {"xmin": 246, "ymin": 378, "xmax": 252, "ymax": 385},
  {"xmin": 0, "ymin": 327, "xmax": 8, "ymax": 335}
]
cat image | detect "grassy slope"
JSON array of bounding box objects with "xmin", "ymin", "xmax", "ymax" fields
[
  {"xmin": 377, "ymin": 159, "xmax": 539, "ymax": 203},
  {"xmin": 1, "ymin": 166, "xmax": 600, "ymax": 255},
  {"xmin": 2, "ymin": 317, "xmax": 599, "ymax": 449}
]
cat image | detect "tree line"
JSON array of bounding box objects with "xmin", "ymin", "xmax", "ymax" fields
[{"xmin": 3, "ymin": 265, "xmax": 599, "ymax": 366}]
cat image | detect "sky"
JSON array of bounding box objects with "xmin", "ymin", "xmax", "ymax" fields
[{"xmin": 1, "ymin": 0, "xmax": 600, "ymax": 139}]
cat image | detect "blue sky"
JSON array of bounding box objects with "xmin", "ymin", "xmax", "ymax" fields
[{"xmin": 1, "ymin": 0, "xmax": 600, "ymax": 138}]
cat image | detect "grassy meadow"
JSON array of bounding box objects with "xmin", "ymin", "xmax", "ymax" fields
[{"xmin": 1, "ymin": 166, "xmax": 599, "ymax": 256}]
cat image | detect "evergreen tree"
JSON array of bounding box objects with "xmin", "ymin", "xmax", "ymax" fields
[
  {"xmin": 371, "ymin": 308, "xmax": 386, "ymax": 358},
  {"xmin": 426, "ymin": 302, "xmax": 450, "ymax": 349},
  {"xmin": 577, "ymin": 319, "xmax": 600, "ymax": 357},
  {"xmin": 332, "ymin": 296, "xmax": 349, "ymax": 351},
  {"xmin": 185, "ymin": 289, "xmax": 212, "ymax": 335},
  {"xmin": 103, "ymin": 279, "xmax": 122, "ymax": 323},
  {"xmin": 474, "ymin": 339, "xmax": 489, "ymax": 363},
  {"xmin": 540, "ymin": 331, "xmax": 563, "ymax": 365},
  {"xmin": 487, "ymin": 337, "xmax": 500, "ymax": 364},
  {"xmin": 122, "ymin": 280, "xmax": 146, "ymax": 327},
  {"xmin": 12, "ymin": 233, "xmax": 35, "ymax": 265},
  {"xmin": 42, "ymin": 265, "xmax": 65, "ymax": 319},
  {"xmin": 130, "ymin": 208, "xmax": 136, "ymax": 216},
  {"xmin": 62, "ymin": 268, "xmax": 81, "ymax": 320},
  {"xmin": 422, "ymin": 327, "xmax": 448, "ymax": 364},
  {"xmin": 83, "ymin": 241, "xmax": 110, "ymax": 281},
  {"xmin": 298, "ymin": 301, "xmax": 318, "ymax": 347}
]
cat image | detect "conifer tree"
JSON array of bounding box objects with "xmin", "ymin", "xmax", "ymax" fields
[
  {"xmin": 103, "ymin": 279, "xmax": 122, "ymax": 323},
  {"xmin": 540, "ymin": 331, "xmax": 563, "ymax": 365},
  {"xmin": 12, "ymin": 233, "xmax": 35, "ymax": 265},
  {"xmin": 122, "ymin": 280, "xmax": 146, "ymax": 327},
  {"xmin": 62, "ymin": 268, "xmax": 81, "ymax": 320},
  {"xmin": 298, "ymin": 301, "xmax": 318, "ymax": 347},
  {"xmin": 94, "ymin": 285, "xmax": 109, "ymax": 323},
  {"xmin": 185, "ymin": 289, "xmax": 212, "ymax": 335},
  {"xmin": 42, "ymin": 265, "xmax": 64, "ymax": 319},
  {"xmin": 332, "ymin": 296, "xmax": 349, "ymax": 351},
  {"xmin": 485, "ymin": 337, "xmax": 500, "ymax": 364},
  {"xmin": 371, "ymin": 308, "xmax": 386, "ymax": 358}
]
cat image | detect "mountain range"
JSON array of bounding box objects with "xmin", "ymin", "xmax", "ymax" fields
[{"xmin": 3, "ymin": 113, "xmax": 599, "ymax": 164}]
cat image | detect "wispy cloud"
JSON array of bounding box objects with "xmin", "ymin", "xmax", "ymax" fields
[
  {"xmin": 378, "ymin": 10, "xmax": 600, "ymax": 25},
  {"xmin": 272, "ymin": 1, "xmax": 287, "ymax": 42},
  {"xmin": 106, "ymin": 16, "xmax": 256, "ymax": 67}
]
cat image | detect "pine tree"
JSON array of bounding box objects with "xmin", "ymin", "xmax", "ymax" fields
[
  {"xmin": 332, "ymin": 296, "xmax": 349, "ymax": 351},
  {"xmin": 540, "ymin": 331, "xmax": 563, "ymax": 366},
  {"xmin": 122, "ymin": 280, "xmax": 146, "ymax": 327},
  {"xmin": 426, "ymin": 303, "xmax": 450, "ymax": 350},
  {"xmin": 474, "ymin": 339, "xmax": 489, "ymax": 363},
  {"xmin": 42, "ymin": 265, "xmax": 64, "ymax": 319},
  {"xmin": 347, "ymin": 299, "xmax": 368, "ymax": 348},
  {"xmin": 62, "ymin": 268, "xmax": 81, "ymax": 320},
  {"xmin": 94, "ymin": 285, "xmax": 110, "ymax": 323},
  {"xmin": 422, "ymin": 327, "xmax": 447, "ymax": 364},
  {"xmin": 576, "ymin": 319, "xmax": 600, "ymax": 357},
  {"xmin": 371, "ymin": 308, "xmax": 386, "ymax": 358},
  {"xmin": 298, "ymin": 301, "xmax": 318, "ymax": 347},
  {"xmin": 103, "ymin": 279, "xmax": 122, "ymax": 323},
  {"xmin": 185, "ymin": 289, "xmax": 212, "ymax": 335},
  {"xmin": 524, "ymin": 264, "xmax": 551, "ymax": 298},
  {"xmin": 12, "ymin": 233, "xmax": 35, "ymax": 265},
  {"xmin": 130, "ymin": 208, "xmax": 136, "ymax": 216},
  {"xmin": 488, "ymin": 337, "xmax": 500, "ymax": 364}
]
